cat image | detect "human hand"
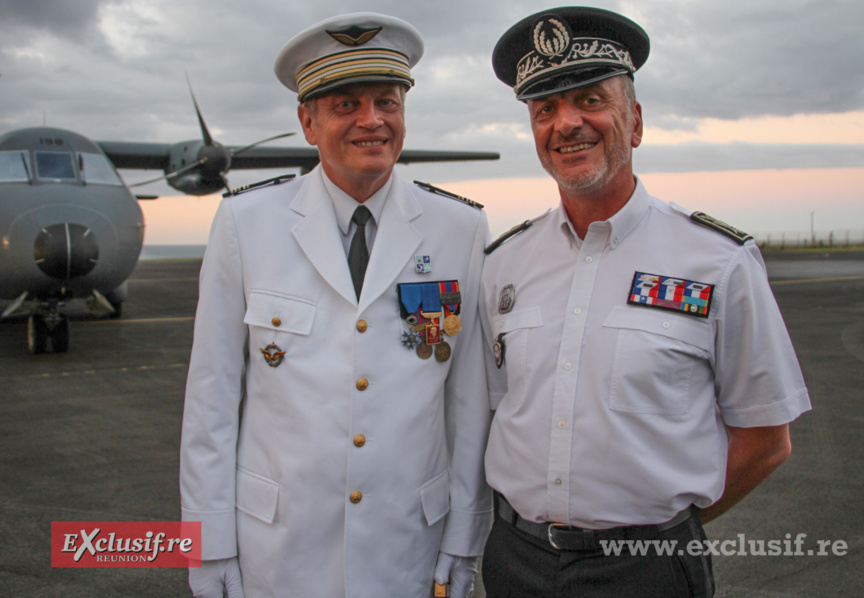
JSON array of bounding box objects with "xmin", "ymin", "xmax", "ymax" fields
[
  {"xmin": 189, "ymin": 557, "xmax": 245, "ymax": 598},
  {"xmin": 434, "ymin": 551, "xmax": 478, "ymax": 598}
]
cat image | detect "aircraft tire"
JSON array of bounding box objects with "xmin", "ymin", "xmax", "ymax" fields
[
  {"xmin": 109, "ymin": 301, "xmax": 123, "ymax": 319},
  {"xmin": 27, "ymin": 315, "xmax": 48, "ymax": 355},
  {"xmin": 50, "ymin": 317, "xmax": 70, "ymax": 353}
]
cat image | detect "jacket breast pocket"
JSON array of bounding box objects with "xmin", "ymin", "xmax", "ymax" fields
[
  {"xmin": 489, "ymin": 307, "xmax": 544, "ymax": 410},
  {"xmin": 603, "ymin": 306, "xmax": 711, "ymax": 415},
  {"xmin": 244, "ymin": 291, "xmax": 316, "ymax": 343}
]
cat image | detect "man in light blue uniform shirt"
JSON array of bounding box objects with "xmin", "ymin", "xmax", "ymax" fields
[{"xmin": 480, "ymin": 7, "xmax": 811, "ymax": 597}]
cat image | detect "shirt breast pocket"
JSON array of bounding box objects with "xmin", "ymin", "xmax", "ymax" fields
[
  {"xmin": 603, "ymin": 306, "xmax": 711, "ymax": 415},
  {"xmin": 490, "ymin": 307, "xmax": 544, "ymax": 410},
  {"xmin": 244, "ymin": 291, "xmax": 316, "ymax": 352}
]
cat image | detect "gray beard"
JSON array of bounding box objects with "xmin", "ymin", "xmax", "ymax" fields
[{"xmin": 540, "ymin": 138, "xmax": 632, "ymax": 192}]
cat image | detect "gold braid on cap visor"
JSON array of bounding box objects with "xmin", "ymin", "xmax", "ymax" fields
[{"xmin": 296, "ymin": 48, "xmax": 413, "ymax": 101}]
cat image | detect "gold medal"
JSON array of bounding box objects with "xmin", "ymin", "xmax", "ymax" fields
[
  {"xmin": 443, "ymin": 314, "xmax": 461, "ymax": 336},
  {"xmin": 416, "ymin": 341, "xmax": 433, "ymax": 360},
  {"xmin": 434, "ymin": 341, "xmax": 452, "ymax": 362}
]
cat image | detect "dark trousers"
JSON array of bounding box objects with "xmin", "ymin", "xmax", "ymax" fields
[{"xmin": 482, "ymin": 510, "xmax": 714, "ymax": 598}]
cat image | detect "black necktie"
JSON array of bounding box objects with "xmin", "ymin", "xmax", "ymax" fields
[{"xmin": 348, "ymin": 205, "xmax": 372, "ymax": 299}]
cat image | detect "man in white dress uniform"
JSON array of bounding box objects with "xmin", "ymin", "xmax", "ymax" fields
[{"xmin": 180, "ymin": 13, "xmax": 492, "ymax": 598}]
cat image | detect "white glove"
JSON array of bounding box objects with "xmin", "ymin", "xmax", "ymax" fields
[
  {"xmin": 189, "ymin": 557, "xmax": 245, "ymax": 598},
  {"xmin": 434, "ymin": 552, "xmax": 478, "ymax": 598}
]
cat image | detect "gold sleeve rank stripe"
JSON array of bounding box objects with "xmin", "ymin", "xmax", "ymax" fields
[
  {"xmin": 413, "ymin": 181, "xmax": 484, "ymax": 209},
  {"xmin": 690, "ymin": 211, "xmax": 753, "ymax": 245}
]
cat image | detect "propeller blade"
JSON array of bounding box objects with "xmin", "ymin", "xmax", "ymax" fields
[
  {"xmin": 186, "ymin": 71, "xmax": 215, "ymax": 146},
  {"xmin": 230, "ymin": 132, "xmax": 296, "ymax": 156},
  {"xmin": 128, "ymin": 157, "xmax": 208, "ymax": 188}
]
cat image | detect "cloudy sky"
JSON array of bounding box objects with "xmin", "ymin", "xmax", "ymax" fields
[{"xmin": 2, "ymin": 0, "xmax": 862, "ymax": 242}]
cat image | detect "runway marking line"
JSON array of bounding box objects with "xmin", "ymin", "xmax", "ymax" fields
[
  {"xmin": 129, "ymin": 277, "xmax": 200, "ymax": 283},
  {"xmin": 771, "ymin": 275, "xmax": 864, "ymax": 286},
  {"xmin": 80, "ymin": 317, "xmax": 194, "ymax": 325},
  {"xmin": 18, "ymin": 363, "xmax": 188, "ymax": 380}
]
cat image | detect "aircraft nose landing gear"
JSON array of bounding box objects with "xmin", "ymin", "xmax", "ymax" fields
[{"xmin": 27, "ymin": 304, "xmax": 70, "ymax": 354}]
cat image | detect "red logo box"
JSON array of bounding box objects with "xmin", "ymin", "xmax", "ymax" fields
[{"xmin": 51, "ymin": 521, "xmax": 201, "ymax": 568}]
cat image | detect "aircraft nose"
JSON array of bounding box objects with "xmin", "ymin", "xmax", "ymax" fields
[{"xmin": 33, "ymin": 223, "xmax": 99, "ymax": 281}]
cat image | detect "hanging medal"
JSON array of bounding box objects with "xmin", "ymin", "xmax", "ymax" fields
[
  {"xmin": 399, "ymin": 283, "xmax": 422, "ymax": 326},
  {"xmin": 399, "ymin": 283, "xmax": 425, "ymax": 352},
  {"xmin": 439, "ymin": 280, "xmax": 462, "ymax": 336},
  {"xmin": 397, "ymin": 281, "xmax": 459, "ymax": 362},
  {"xmin": 420, "ymin": 283, "xmax": 443, "ymax": 346}
]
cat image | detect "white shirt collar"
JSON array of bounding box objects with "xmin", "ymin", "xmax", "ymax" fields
[
  {"xmin": 321, "ymin": 170, "xmax": 392, "ymax": 235},
  {"xmin": 555, "ymin": 176, "xmax": 650, "ymax": 250}
]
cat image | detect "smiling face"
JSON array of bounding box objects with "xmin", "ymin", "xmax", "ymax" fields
[
  {"xmin": 527, "ymin": 75, "xmax": 642, "ymax": 202},
  {"xmin": 298, "ymin": 82, "xmax": 406, "ymax": 201}
]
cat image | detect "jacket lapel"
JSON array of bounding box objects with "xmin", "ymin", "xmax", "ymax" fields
[
  {"xmin": 291, "ymin": 170, "xmax": 357, "ymax": 306},
  {"xmin": 358, "ymin": 175, "xmax": 422, "ymax": 313}
]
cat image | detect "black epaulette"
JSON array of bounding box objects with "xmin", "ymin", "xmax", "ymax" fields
[
  {"xmin": 690, "ymin": 211, "xmax": 753, "ymax": 245},
  {"xmin": 484, "ymin": 220, "xmax": 533, "ymax": 255},
  {"xmin": 223, "ymin": 174, "xmax": 296, "ymax": 198},
  {"xmin": 413, "ymin": 180, "xmax": 484, "ymax": 209}
]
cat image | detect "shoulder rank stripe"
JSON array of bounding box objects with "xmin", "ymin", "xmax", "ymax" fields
[
  {"xmin": 484, "ymin": 220, "xmax": 533, "ymax": 255},
  {"xmin": 414, "ymin": 180, "xmax": 484, "ymax": 209},
  {"xmin": 627, "ymin": 272, "xmax": 714, "ymax": 318},
  {"xmin": 223, "ymin": 174, "xmax": 296, "ymax": 198},
  {"xmin": 690, "ymin": 211, "xmax": 753, "ymax": 245}
]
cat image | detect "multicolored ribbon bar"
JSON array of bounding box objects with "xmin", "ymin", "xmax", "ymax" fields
[{"xmin": 627, "ymin": 272, "xmax": 714, "ymax": 318}]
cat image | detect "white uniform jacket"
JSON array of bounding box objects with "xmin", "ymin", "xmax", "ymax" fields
[{"xmin": 180, "ymin": 167, "xmax": 492, "ymax": 598}]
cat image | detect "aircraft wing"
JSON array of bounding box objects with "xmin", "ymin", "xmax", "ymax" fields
[
  {"xmin": 97, "ymin": 141, "xmax": 499, "ymax": 172},
  {"xmin": 394, "ymin": 149, "xmax": 500, "ymax": 164},
  {"xmin": 227, "ymin": 146, "xmax": 499, "ymax": 170},
  {"xmin": 96, "ymin": 141, "xmax": 172, "ymax": 170}
]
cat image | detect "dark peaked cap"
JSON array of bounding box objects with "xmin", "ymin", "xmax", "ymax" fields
[{"xmin": 492, "ymin": 7, "xmax": 649, "ymax": 101}]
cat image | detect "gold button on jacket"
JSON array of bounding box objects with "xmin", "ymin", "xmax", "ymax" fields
[
  {"xmin": 356, "ymin": 378, "xmax": 369, "ymax": 391},
  {"xmin": 356, "ymin": 320, "xmax": 368, "ymax": 332},
  {"xmin": 350, "ymin": 491, "xmax": 363, "ymax": 504},
  {"xmin": 271, "ymin": 317, "xmax": 282, "ymax": 327},
  {"xmin": 354, "ymin": 434, "xmax": 366, "ymax": 447}
]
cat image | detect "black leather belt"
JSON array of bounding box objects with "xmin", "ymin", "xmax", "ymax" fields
[{"xmin": 494, "ymin": 492, "xmax": 693, "ymax": 551}]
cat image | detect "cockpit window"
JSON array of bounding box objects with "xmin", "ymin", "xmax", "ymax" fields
[
  {"xmin": 80, "ymin": 152, "xmax": 123, "ymax": 185},
  {"xmin": 36, "ymin": 151, "xmax": 76, "ymax": 181},
  {"xmin": 0, "ymin": 151, "xmax": 31, "ymax": 182}
]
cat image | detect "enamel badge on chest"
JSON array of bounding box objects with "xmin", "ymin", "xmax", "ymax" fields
[
  {"xmin": 498, "ymin": 284, "xmax": 516, "ymax": 314},
  {"xmin": 415, "ymin": 255, "xmax": 432, "ymax": 273}
]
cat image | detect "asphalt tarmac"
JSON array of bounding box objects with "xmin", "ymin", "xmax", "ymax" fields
[{"xmin": 1, "ymin": 250, "xmax": 862, "ymax": 597}]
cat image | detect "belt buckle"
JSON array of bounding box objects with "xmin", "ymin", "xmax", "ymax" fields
[{"xmin": 547, "ymin": 523, "xmax": 567, "ymax": 549}]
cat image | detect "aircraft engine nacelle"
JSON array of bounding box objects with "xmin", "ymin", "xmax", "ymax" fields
[
  {"xmin": 165, "ymin": 140, "xmax": 231, "ymax": 196},
  {"xmin": 166, "ymin": 172, "xmax": 227, "ymax": 196}
]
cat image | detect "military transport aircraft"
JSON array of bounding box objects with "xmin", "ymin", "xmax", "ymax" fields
[{"xmin": 0, "ymin": 92, "xmax": 499, "ymax": 354}]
